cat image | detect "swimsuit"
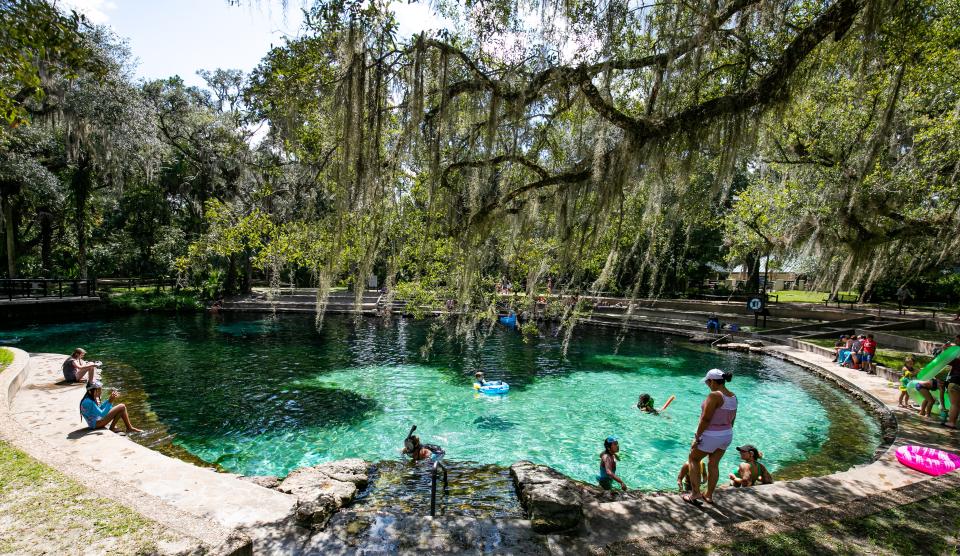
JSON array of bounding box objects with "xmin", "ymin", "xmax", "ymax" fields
[
  {"xmin": 697, "ymin": 393, "xmax": 737, "ymax": 454},
  {"xmin": 598, "ymin": 453, "xmax": 616, "ymax": 490},
  {"xmin": 62, "ymin": 358, "xmax": 79, "ymax": 382},
  {"xmin": 734, "ymin": 461, "xmax": 760, "ymax": 486}
]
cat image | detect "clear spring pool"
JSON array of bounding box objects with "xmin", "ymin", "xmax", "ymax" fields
[{"xmin": 4, "ymin": 313, "xmax": 880, "ymax": 492}]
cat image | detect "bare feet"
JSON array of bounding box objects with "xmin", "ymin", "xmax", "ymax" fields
[{"xmin": 128, "ymin": 426, "xmax": 143, "ymax": 433}]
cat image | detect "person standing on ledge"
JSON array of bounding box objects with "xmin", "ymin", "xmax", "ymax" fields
[
  {"xmin": 62, "ymin": 348, "xmax": 98, "ymax": 384},
  {"xmin": 79, "ymin": 381, "xmax": 142, "ymax": 433},
  {"xmin": 598, "ymin": 436, "xmax": 627, "ymax": 491},
  {"xmin": 682, "ymin": 368, "xmax": 737, "ymax": 506}
]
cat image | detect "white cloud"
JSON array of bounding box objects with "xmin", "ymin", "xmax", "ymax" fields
[{"xmin": 57, "ymin": 0, "xmax": 116, "ymax": 25}]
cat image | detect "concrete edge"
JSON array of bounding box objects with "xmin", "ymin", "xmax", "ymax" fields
[
  {"xmin": 598, "ymin": 458, "xmax": 960, "ymax": 555},
  {"xmin": 0, "ymin": 347, "xmax": 253, "ymax": 556}
]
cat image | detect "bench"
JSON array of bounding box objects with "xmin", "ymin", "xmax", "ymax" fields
[
  {"xmin": 825, "ymin": 293, "xmax": 858, "ymax": 308},
  {"xmin": 912, "ymin": 302, "xmax": 947, "ymax": 317}
]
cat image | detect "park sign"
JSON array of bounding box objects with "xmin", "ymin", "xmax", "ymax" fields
[{"xmin": 747, "ymin": 296, "xmax": 765, "ymax": 312}]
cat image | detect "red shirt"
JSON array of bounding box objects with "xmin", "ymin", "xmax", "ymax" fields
[{"xmin": 862, "ymin": 339, "xmax": 877, "ymax": 355}]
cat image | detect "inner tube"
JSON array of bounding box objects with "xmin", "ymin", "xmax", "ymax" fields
[
  {"xmin": 895, "ymin": 445, "xmax": 960, "ymax": 476},
  {"xmin": 474, "ymin": 381, "xmax": 510, "ymax": 395},
  {"xmin": 499, "ymin": 314, "xmax": 517, "ymax": 328}
]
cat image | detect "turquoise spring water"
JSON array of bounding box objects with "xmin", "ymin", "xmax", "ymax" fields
[{"xmin": 3, "ymin": 313, "xmax": 880, "ymax": 491}]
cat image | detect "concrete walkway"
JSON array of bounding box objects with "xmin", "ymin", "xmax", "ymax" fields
[{"xmin": 9, "ymin": 353, "xmax": 306, "ymax": 554}]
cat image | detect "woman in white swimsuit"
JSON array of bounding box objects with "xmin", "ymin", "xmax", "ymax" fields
[{"xmin": 682, "ymin": 368, "xmax": 737, "ymax": 506}]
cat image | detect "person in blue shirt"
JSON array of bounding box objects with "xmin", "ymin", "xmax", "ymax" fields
[{"xmin": 79, "ymin": 381, "xmax": 141, "ymax": 433}]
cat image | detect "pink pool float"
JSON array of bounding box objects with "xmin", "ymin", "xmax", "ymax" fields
[{"xmin": 895, "ymin": 445, "xmax": 960, "ymax": 476}]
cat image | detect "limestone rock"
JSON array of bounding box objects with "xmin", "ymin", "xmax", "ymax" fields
[
  {"xmin": 715, "ymin": 342, "xmax": 751, "ymax": 352},
  {"xmin": 238, "ymin": 475, "xmax": 280, "ymax": 489},
  {"xmin": 278, "ymin": 459, "xmax": 370, "ymax": 530},
  {"xmin": 688, "ymin": 335, "xmax": 714, "ymax": 344},
  {"xmin": 745, "ymin": 340, "xmax": 765, "ymax": 348},
  {"xmin": 312, "ymin": 458, "xmax": 370, "ymax": 489},
  {"xmin": 510, "ymin": 461, "xmax": 583, "ymax": 533}
]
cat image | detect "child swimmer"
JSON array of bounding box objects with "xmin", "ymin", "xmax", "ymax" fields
[{"xmin": 637, "ymin": 393, "xmax": 676, "ymax": 415}]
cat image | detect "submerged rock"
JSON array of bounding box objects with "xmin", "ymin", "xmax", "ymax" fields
[
  {"xmin": 278, "ymin": 458, "xmax": 371, "ymax": 530},
  {"xmin": 509, "ymin": 461, "xmax": 583, "ymax": 533}
]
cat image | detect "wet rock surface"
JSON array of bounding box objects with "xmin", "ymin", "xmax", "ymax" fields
[
  {"xmin": 509, "ymin": 461, "xmax": 583, "ymax": 533},
  {"xmin": 277, "ymin": 458, "xmax": 370, "ymax": 529}
]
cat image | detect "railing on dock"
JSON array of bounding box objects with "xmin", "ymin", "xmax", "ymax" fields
[{"xmin": 0, "ymin": 279, "xmax": 97, "ymax": 301}]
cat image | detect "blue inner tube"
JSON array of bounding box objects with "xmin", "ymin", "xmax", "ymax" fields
[
  {"xmin": 474, "ymin": 381, "xmax": 510, "ymax": 395},
  {"xmin": 499, "ymin": 315, "xmax": 517, "ymax": 328}
]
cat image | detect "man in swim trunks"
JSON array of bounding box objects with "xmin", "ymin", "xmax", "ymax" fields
[{"xmin": 942, "ymin": 337, "xmax": 960, "ymax": 428}]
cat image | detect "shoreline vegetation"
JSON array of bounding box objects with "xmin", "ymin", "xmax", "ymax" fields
[
  {"xmin": 103, "ymin": 289, "xmax": 204, "ymax": 313},
  {"xmin": 0, "ymin": 347, "xmax": 13, "ymax": 370}
]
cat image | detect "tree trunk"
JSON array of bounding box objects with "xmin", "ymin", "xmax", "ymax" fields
[
  {"xmin": 224, "ymin": 252, "xmax": 237, "ymax": 295},
  {"xmin": 242, "ymin": 250, "xmax": 252, "ymax": 294},
  {"xmin": 745, "ymin": 252, "xmax": 761, "ymax": 293},
  {"xmin": 72, "ymin": 158, "xmax": 91, "ymax": 279},
  {"xmin": 2, "ymin": 193, "xmax": 15, "ymax": 278},
  {"xmin": 39, "ymin": 207, "xmax": 53, "ymax": 276}
]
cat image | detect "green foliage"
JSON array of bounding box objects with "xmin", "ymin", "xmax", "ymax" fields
[
  {"xmin": 0, "ymin": 347, "xmax": 13, "ymax": 370},
  {"xmin": 105, "ymin": 289, "xmax": 203, "ymax": 312},
  {"xmin": 2, "ymin": 0, "xmax": 959, "ymax": 315},
  {"xmin": 0, "ymin": 0, "xmax": 105, "ymax": 125}
]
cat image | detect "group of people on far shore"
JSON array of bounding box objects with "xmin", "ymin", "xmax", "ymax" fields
[
  {"xmin": 62, "ymin": 348, "xmax": 141, "ymax": 434},
  {"xmin": 832, "ymin": 333, "xmax": 877, "ymax": 373}
]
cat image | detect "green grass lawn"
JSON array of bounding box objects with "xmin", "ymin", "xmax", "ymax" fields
[
  {"xmin": 0, "ymin": 440, "xmax": 184, "ymax": 554},
  {"xmin": 771, "ymin": 290, "xmax": 859, "ymax": 304},
  {"xmin": 682, "ymin": 486, "xmax": 960, "ymax": 556},
  {"xmin": 892, "ymin": 328, "xmax": 954, "ymax": 343},
  {"xmin": 0, "ymin": 347, "xmax": 13, "ymax": 370},
  {"xmin": 801, "ymin": 338, "xmax": 932, "ymax": 368}
]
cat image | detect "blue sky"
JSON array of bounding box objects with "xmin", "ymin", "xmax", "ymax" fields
[{"xmin": 59, "ymin": 0, "xmax": 447, "ymax": 88}]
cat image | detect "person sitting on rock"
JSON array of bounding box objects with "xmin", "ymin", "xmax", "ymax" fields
[
  {"xmin": 677, "ymin": 460, "xmax": 707, "ymax": 492},
  {"xmin": 62, "ymin": 348, "xmax": 99, "ymax": 384},
  {"xmin": 401, "ymin": 435, "xmax": 444, "ymax": 463},
  {"xmin": 79, "ymin": 381, "xmax": 142, "ymax": 433},
  {"xmin": 729, "ymin": 445, "xmax": 773, "ymax": 487}
]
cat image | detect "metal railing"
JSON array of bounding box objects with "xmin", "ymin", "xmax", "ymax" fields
[
  {"xmin": 429, "ymin": 459, "xmax": 448, "ymax": 517},
  {"xmin": 95, "ymin": 277, "xmax": 177, "ymax": 292},
  {"xmin": 0, "ymin": 279, "xmax": 97, "ymax": 301}
]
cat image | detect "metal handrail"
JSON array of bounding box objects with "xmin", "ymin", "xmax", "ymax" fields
[
  {"xmin": 0, "ymin": 278, "xmax": 96, "ymax": 301},
  {"xmin": 429, "ymin": 459, "xmax": 448, "ymax": 517}
]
